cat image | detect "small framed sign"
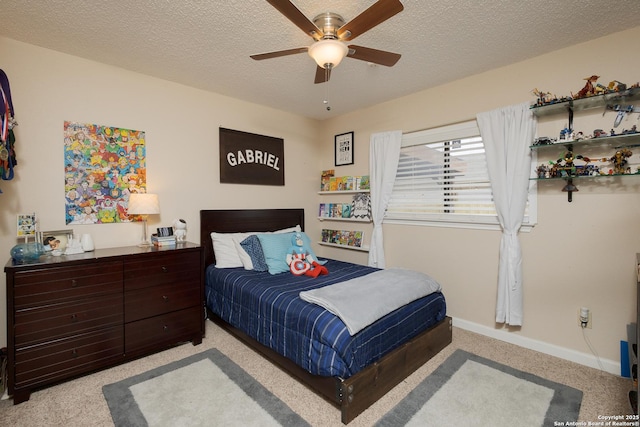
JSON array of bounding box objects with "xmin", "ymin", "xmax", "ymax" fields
[{"xmin": 335, "ymin": 131, "xmax": 354, "ymax": 166}]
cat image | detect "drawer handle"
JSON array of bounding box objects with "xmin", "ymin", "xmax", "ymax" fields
[
  {"xmin": 70, "ymin": 314, "xmax": 78, "ymax": 323},
  {"xmin": 161, "ymin": 266, "xmax": 168, "ymax": 273},
  {"xmin": 71, "ymin": 349, "xmax": 78, "ymax": 358},
  {"xmin": 162, "ymin": 295, "xmax": 169, "ymax": 302},
  {"xmin": 71, "ymin": 279, "xmax": 78, "ymax": 287},
  {"xmin": 163, "ymin": 325, "xmax": 169, "ymax": 332}
]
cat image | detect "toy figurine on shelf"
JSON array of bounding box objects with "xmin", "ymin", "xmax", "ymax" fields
[
  {"xmin": 533, "ymin": 136, "xmax": 556, "ymax": 145},
  {"xmin": 536, "ymin": 164, "xmax": 549, "ymax": 179},
  {"xmin": 607, "ymin": 148, "xmax": 633, "ymax": 175},
  {"xmin": 593, "ymin": 129, "xmax": 608, "ymax": 138},
  {"xmin": 547, "ymin": 151, "xmax": 596, "ymax": 178},
  {"xmin": 608, "ymin": 80, "xmax": 627, "ymax": 92},
  {"xmin": 553, "ymin": 151, "xmax": 577, "ymax": 177},
  {"xmin": 531, "ymin": 88, "xmax": 553, "ymax": 106},
  {"xmin": 574, "ymin": 75, "xmax": 599, "ymax": 99}
]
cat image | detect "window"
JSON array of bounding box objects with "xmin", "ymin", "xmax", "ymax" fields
[{"xmin": 385, "ymin": 121, "xmax": 536, "ymax": 230}]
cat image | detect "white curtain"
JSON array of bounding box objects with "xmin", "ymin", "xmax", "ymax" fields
[
  {"xmin": 367, "ymin": 130, "xmax": 402, "ymax": 268},
  {"xmin": 476, "ymin": 102, "xmax": 536, "ymax": 326}
]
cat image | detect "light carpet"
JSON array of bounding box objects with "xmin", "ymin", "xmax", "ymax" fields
[
  {"xmin": 102, "ymin": 348, "xmax": 310, "ymax": 427},
  {"xmin": 376, "ymin": 349, "xmax": 583, "ymax": 427}
]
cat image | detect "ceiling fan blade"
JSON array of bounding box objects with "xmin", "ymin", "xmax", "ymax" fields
[
  {"xmin": 266, "ymin": 0, "xmax": 324, "ymax": 40},
  {"xmin": 347, "ymin": 45, "xmax": 401, "ymax": 66},
  {"xmin": 250, "ymin": 47, "xmax": 308, "ymax": 61},
  {"xmin": 337, "ymin": 0, "xmax": 404, "ymax": 41},
  {"xmin": 314, "ymin": 66, "xmax": 331, "ymax": 84}
]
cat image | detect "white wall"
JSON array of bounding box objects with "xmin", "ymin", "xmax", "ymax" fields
[
  {"xmin": 0, "ymin": 37, "xmax": 321, "ymax": 346},
  {"xmin": 313, "ymin": 26, "xmax": 640, "ymax": 372},
  {"xmin": 2, "ymin": 26, "xmax": 640, "ymax": 373}
]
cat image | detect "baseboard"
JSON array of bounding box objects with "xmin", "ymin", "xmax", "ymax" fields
[{"xmin": 452, "ymin": 317, "xmax": 620, "ymax": 376}]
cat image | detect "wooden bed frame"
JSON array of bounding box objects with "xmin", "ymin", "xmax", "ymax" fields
[{"xmin": 200, "ymin": 208, "xmax": 452, "ymax": 424}]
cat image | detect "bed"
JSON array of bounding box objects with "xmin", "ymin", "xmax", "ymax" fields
[{"xmin": 200, "ymin": 208, "xmax": 452, "ymax": 424}]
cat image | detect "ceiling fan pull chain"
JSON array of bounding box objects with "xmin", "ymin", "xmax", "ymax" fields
[{"xmin": 324, "ymin": 67, "xmax": 331, "ymax": 111}]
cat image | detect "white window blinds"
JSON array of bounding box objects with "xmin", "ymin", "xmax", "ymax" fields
[{"xmin": 386, "ymin": 121, "xmax": 500, "ymax": 226}]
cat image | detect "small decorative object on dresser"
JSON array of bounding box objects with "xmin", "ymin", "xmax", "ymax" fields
[
  {"xmin": 39, "ymin": 229, "xmax": 73, "ymax": 253},
  {"xmin": 173, "ymin": 218, "xmax": 187, "ymax": 241},
  {"xmin": 16, "ymin": 213, "xmax": 36, "ymax": 238},
  {"xmin": 80, "ymin": 233, "xmax": 94, "ymax": 251}
]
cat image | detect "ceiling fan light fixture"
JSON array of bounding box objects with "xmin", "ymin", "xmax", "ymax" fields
[{"xmin": 308, "ymin": 39, "xmax": 348, "ymax": 69}]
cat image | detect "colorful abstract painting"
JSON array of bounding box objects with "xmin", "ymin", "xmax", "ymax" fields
[{"xmin": 64, "ymin": 121, "xmax": 146, "ymax": 225}]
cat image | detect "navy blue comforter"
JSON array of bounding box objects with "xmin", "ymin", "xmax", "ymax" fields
[{"xmin": 205, "ymin": 259, "xmax": 446, "ymax": 378}]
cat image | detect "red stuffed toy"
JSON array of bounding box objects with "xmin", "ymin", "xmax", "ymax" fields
[{"xmin": 286, "ymin": 232, "xmax": 328, "ymax": 278}]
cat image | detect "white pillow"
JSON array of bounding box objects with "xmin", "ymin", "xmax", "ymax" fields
[
  {"xmin": 210, "ymin": 225, "xmax": 301, "ymax": 269},
  {"xmin": 211, "ymin": 232, "xmax": 251, "ymax": 268},
  {"xmin": 234, "ymin": 239, "xmax": 253, "ymax": 270}
]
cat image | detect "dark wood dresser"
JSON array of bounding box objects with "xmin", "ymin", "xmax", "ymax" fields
[{"xmin": 4, "ymin": 242, "xmax": 204, "ymax": 404}]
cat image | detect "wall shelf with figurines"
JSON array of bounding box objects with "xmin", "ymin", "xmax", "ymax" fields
[{"xmin": 530, "ymin": 78, "xmax": 640, "ymax": 202}]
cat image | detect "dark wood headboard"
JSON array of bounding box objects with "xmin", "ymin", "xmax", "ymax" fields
[{"xmin": 199, "ymin": 209, "xmax": 305, "ymax": 267}]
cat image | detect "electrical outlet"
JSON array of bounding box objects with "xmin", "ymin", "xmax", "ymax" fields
[{"xmin": 578, "ymin": 307, "xmax": 592, "ymax": 329}]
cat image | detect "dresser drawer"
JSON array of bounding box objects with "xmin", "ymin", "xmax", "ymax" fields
[
  {"xmin": 124, "ymin": 251, "xmax": 200, "ymax": 291},
  {"xmin": 125, "ymin": 308, "xmax": 200, "ymax": 355},
  {"xmin": 125, "ymin": 281, "xmax": 200, "ymax": 322},
  {"xmin": 14, "ymin": 293, "xmax": 123, "ymax": 347},
  {"xmin": 14, "ymin": 327, "xmax": 124, "ymax": 389},
  {"xmin": 5, "ymin": 243, "xmax": 203, "ymax": 404},
  {"xmin": 14, "ymin": 261, "xmax": 123, "ymax": 309}
]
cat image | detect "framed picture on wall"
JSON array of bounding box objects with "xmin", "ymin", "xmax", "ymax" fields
[{"xmin": 335, "ymin": 131, "xmax": 354, "ymax": 166}]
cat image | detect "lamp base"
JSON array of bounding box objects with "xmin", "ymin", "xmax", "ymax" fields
[{"xmin": 137, "ymin": 218, "xmax": 152, "ymax": 247}]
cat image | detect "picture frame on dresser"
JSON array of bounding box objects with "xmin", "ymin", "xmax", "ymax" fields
[
  {"xmin": 38, "ymin": 229, "xmax": 73, "ymax": 252},
  {"xmin": 334, "ymin": 131, "xmax": 354, "ymax": 166}
]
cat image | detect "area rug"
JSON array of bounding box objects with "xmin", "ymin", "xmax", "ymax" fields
[
  {"xmin": 376, "ymin": 349, "xmax": 582, "ymax": 427},
  {"xmin": 102, "ymin": 349, "xmax": 310, "ymax": 426}
]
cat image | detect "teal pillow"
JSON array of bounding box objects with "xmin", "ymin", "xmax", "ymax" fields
[{"xmin": 257, "ymin": 232, "xmax": 319, "ymax": 275}]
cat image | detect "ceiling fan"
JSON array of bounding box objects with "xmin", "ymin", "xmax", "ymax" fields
[{"xmin": 251, "ymin": 0, "xmax": 404, "ymax": 84}]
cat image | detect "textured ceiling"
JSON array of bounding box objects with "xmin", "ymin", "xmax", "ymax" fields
[{"xmin": 1, "ymin": 0, "xmax": 640, "ymax": 120}]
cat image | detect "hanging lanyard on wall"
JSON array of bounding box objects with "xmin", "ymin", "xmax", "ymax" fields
[{"xmin": 0, "ymin": 69, "xmax": 16, "ymax": 181}]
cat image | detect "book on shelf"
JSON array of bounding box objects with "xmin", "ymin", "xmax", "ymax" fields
[
  {"xmin": 356, "ymin": 175, "xmax": 370, "ymax": 190},
  {"xmin": 342, "ymin": 204, "xmax": 352, "ymax": 218},
  {"xmin": 321, "ymin": 169, "xmax": 334, "ymax": 191},
  {"xmin": 351, "ymin": 193, "xmax": 371, "ymax": 219},
  {"xmin": 340, "ymin": 176, "xmax": 354, "ymax": 191},
  {"xmin": 321, "ymin": 228, "xmax": 364, "ymax": 247},
  {"xmin": 329, "ymin": 177, "xmax": 338, "ymax": 191}
]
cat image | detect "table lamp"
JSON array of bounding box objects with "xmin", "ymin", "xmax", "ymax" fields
[{"xmin": 127, "ymin": 193, "xmax": 160, "ymax": 246}]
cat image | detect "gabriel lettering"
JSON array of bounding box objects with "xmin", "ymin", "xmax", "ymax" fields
[{"xmin": 227, "ymin": 149, "xmax": 280, "ymax": 171}]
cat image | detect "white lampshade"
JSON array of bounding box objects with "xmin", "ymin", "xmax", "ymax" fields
[
  {"xmin": 128, "ymin": 193, "xmax": 160, "ymax": 215},
  {"xmin": 308, "ymin": 39, "xmax": 348, "ymax": 69}
]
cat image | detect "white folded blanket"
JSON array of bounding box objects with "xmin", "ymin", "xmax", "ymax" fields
[{"xmin": 299, "ymin": 268, "xmax": 442, "ymax": 336}]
